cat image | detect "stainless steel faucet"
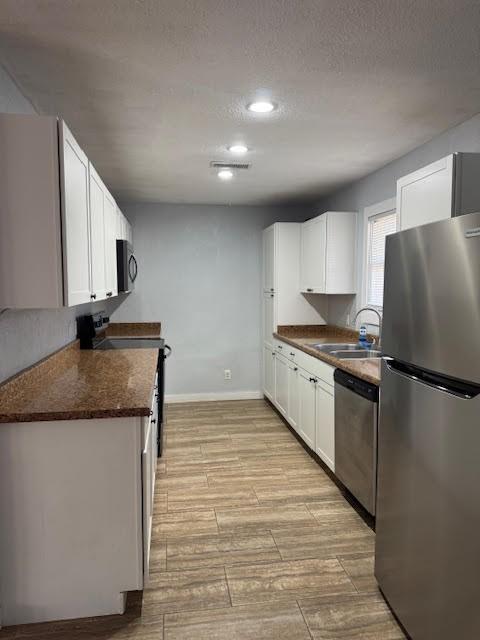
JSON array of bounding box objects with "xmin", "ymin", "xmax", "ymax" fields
[{"xmin": 353, "ymin": 306, "xmax": 383, "ymax": 348}]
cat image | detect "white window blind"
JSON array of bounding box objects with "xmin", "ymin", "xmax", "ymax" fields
[{"xmin": 366, "ymin": 210, "xmax": 397, "ymax": 307}]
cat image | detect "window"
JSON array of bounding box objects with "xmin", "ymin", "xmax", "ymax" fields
[{"xmin": 365, "ymin": 208, "xmax": 397, "ymax": 308}]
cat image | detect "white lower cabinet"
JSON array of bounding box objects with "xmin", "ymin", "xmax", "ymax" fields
[
  {"xmin": 287, "ymin": 361, "xmax": 300, "ymax": 432},
  {"xmin": 142, "ymin": 416, "xmax": 153, "ymax": 583},
  {"xmin": 266, "ymin": 341, "xmax": 335, "ymax": 471},
  {"xmin": 298, "ymin": 368, "xmax": 316, "ymax": 450},
  {"xmin": 263, "ymin": 291, "xmax": 275, "ymax": 347},
  {"xmin": 274, "ymin": 352, "xmax": 288, "ymax": 418},
  {"xmin": 263, "ymin": 344, "xmax": 275, "ymax": 402},
  {"xmin": 315, "ymin": 382, "xmax": 335, "ymax": 471}
]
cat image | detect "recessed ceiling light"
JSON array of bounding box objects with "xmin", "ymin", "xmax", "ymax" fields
[
  {"xmin": 218, "ymin": 169, "xmax": 233, "ymax": 180},
  {"xmin": 228, "ymin": 144, "xmax": 249, "ymax": 154},
  {"xmin": 247, "ymin": 100, "xmax": 276, "ymax": 113}
]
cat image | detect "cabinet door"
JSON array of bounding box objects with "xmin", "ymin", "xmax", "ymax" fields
[
  {"xmin": 315, "ymin": 382, "xmax": 335, "ymax": 471},
  {"xmin": 60, "ymin": 122, "xmax": 91, "ymax": 306},
  {"xmin": 263, "ymin": 226, "xmax": 275, "ymax": 292},
  {"xmin": 104, "ymin": 192, "xmax": 118, "ymax": 297},
  {"xmin": 88, "ymin": 165, "xmax": 107, "ymax": 301},
  {"xmin": 116, "ymin": 207, "xmax": 124, "ymax": 239},
  {"xmin": 263, "ymin": 291, "xmax": 275, "ymax": 347},
  {"xmin": 127, "ymin": 222, "xmax": 133, "ymax": 246},
  {"xmin": 274, "ymin": 352, "xmax": 288, "ymax": 417},
  {"xmin": 324, "ymin": 212, "xmax": 357, "ymax": 294},
  {"xmin": 142, "ymin": 418, "xmax": 153, "ymax": 585},
  {"xmin": 397, "ymin": 155, "xmax": 453, "ymax": 231},
  {"xmin": 300, "ymin": 216, "xmax": 326, "ymax": 293},
  {"xmin": 116, "ymin": 208, "xmax": 128, "ymax": 241},
  {"xmin": 263, "ymin": 345, "xmax": 275, "ymax": 402},
  {"xmin": 287, "ymin": 362, "xmax": 300, "ymax": 432},
  {"xmin": 298, "ymin": 369, "xmax": 316, "ymax": 450}
]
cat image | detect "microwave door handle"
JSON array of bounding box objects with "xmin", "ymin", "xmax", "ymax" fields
[
  {"xmin": 128, "ymin": 255, "xmax": 138, "ymax": 282},
  {"xmin": 128, "ymin": 255, "xmax": 133, "ymax": 281},
  {"xmin": 131, "ymin": 255, "xmax": 138, "ymax": 281}
]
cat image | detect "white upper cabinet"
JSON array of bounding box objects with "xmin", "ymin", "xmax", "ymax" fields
[
  {"xmin": 397, "ymin": 153, "xmax": 480, "ymax": 231},
  {"xmin": 397, "ymin": 156, "xmax": 453, "ymax": 231},
  {"xmin": 116, "ymin": 206, "xmax": 133, "ymax": 247},
  {"xmin": 300, "ymin": 211, "xmax": 357, "ymax": 294},
  {"xmin": 0, "ymin": 114, "xmax": 124, "ymax": 308},
  {"xmin": 261, "ymin": 223, "xmax": 329, "ymax": 350},
  {"xmin": 60, "ymin": 122, "xmax": 92, "ymax": 306},
  {"xmin": 300, "ymin": 215, "xmax": 326, "ymax": 292},
  {"xmin": 88, "ymin": 163, "xmax": 107, "ymax": 302},
  {"xmin": 89, "ymin": 163, "xmax": 118, "ymax": 301},
  {"xmin": 104, "ymin": 193, "xmax": 118, "ymax": 298}
]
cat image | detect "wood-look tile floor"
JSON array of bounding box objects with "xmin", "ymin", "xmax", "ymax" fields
[{"xmin": 1, "ymin": 400, "xmax": 405, "ymax": 640}]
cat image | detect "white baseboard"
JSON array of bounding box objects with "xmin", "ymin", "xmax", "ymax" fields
[{"xmin": 165, "ymin": 391, "xmax": 263, "ymax": 404}]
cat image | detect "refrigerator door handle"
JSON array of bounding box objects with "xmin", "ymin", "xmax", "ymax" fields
[{"xmin": 383, "ymin": 358, "xmax": 480, "ymax": 399}]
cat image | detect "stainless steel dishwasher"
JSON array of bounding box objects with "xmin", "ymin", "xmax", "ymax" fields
[{"xmin": 334, "ymin": 369, "xmax": 379, "ymax": 515}]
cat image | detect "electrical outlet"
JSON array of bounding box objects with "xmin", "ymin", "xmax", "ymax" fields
[{"xmin": 224, "ymin": 369, "xmax": 232, "ymax": 380}]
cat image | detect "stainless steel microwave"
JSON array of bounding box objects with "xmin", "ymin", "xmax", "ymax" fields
[{"xmin": 116, "ymin": 240, "xmax": 137, "ymax": 293}]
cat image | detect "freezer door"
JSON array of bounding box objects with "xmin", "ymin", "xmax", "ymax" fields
[
  {"xmin": 375, "ymin": 358, "xmax": 480, "ymax": 640},
  {"xmin": 382, "ymin": 211, "xmax": 480, "ymax": 384}
]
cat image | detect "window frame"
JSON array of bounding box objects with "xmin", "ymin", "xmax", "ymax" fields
[{"xmin": 362, "ymin": 197, "xmax": 397, "ymax": 313}]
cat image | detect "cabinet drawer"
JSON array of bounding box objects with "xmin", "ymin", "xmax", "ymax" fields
[
  {"xmin": 295, "ymin": 350, "xmax": 335, "ymax": 387},
  {"xmin": 274, "ymin": 339, "xmax": 298, "ymax": 362}
]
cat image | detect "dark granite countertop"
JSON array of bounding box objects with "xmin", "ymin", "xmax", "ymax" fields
[
  {"xmin": 0, "ymin": 323, "xmax": 161, "ymax": 423},
  {"xmin": 274, "ymin": 325, "xmax": 381, "ymax": 386}
]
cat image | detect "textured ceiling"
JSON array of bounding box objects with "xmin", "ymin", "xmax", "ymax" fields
[{"xmin": 1, "ymin": 0, "xmax": 480, "ymax": 205}]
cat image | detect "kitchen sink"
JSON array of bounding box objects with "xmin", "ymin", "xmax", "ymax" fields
[
  {"xmin": 313, "ymin": 343, "xmax": 381, "ymax": 359},
  {"xmin": 314, "ymin": 343, "xmax": 360, "ymax": 352},
  {"xmin": 331, "ymin": 349, "xmax": 381, "ymax": 359}
]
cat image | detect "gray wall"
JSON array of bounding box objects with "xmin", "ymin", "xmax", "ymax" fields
[
  {"xmin": 0, "ymin": 65, "xmax": 119, "ymax": 383},
  {"xmin": 317, "ymin": 111, "xmax": 480, "ymax": 327},
  {"xmin": 111, "ymin": 203, "xmax": 305, "ymax": 398}
]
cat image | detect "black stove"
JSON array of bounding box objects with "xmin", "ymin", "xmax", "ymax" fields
[
  {"xmin": 94, "ymin": 337, "xmax": 164, "ymax": 350},
  {"xmin": 77, "ymin": 313, "xmax": 171, "ymax": 458}
]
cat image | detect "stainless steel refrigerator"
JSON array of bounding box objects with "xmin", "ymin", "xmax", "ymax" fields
[{"xmin": 375, "ymin": 211, "xmax": 480, "ymax": 640}]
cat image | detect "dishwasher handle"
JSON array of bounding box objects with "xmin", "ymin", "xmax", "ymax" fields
[{"xmin": 333, "ymin": 368, "xmax": 378, "ymax": 403}]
